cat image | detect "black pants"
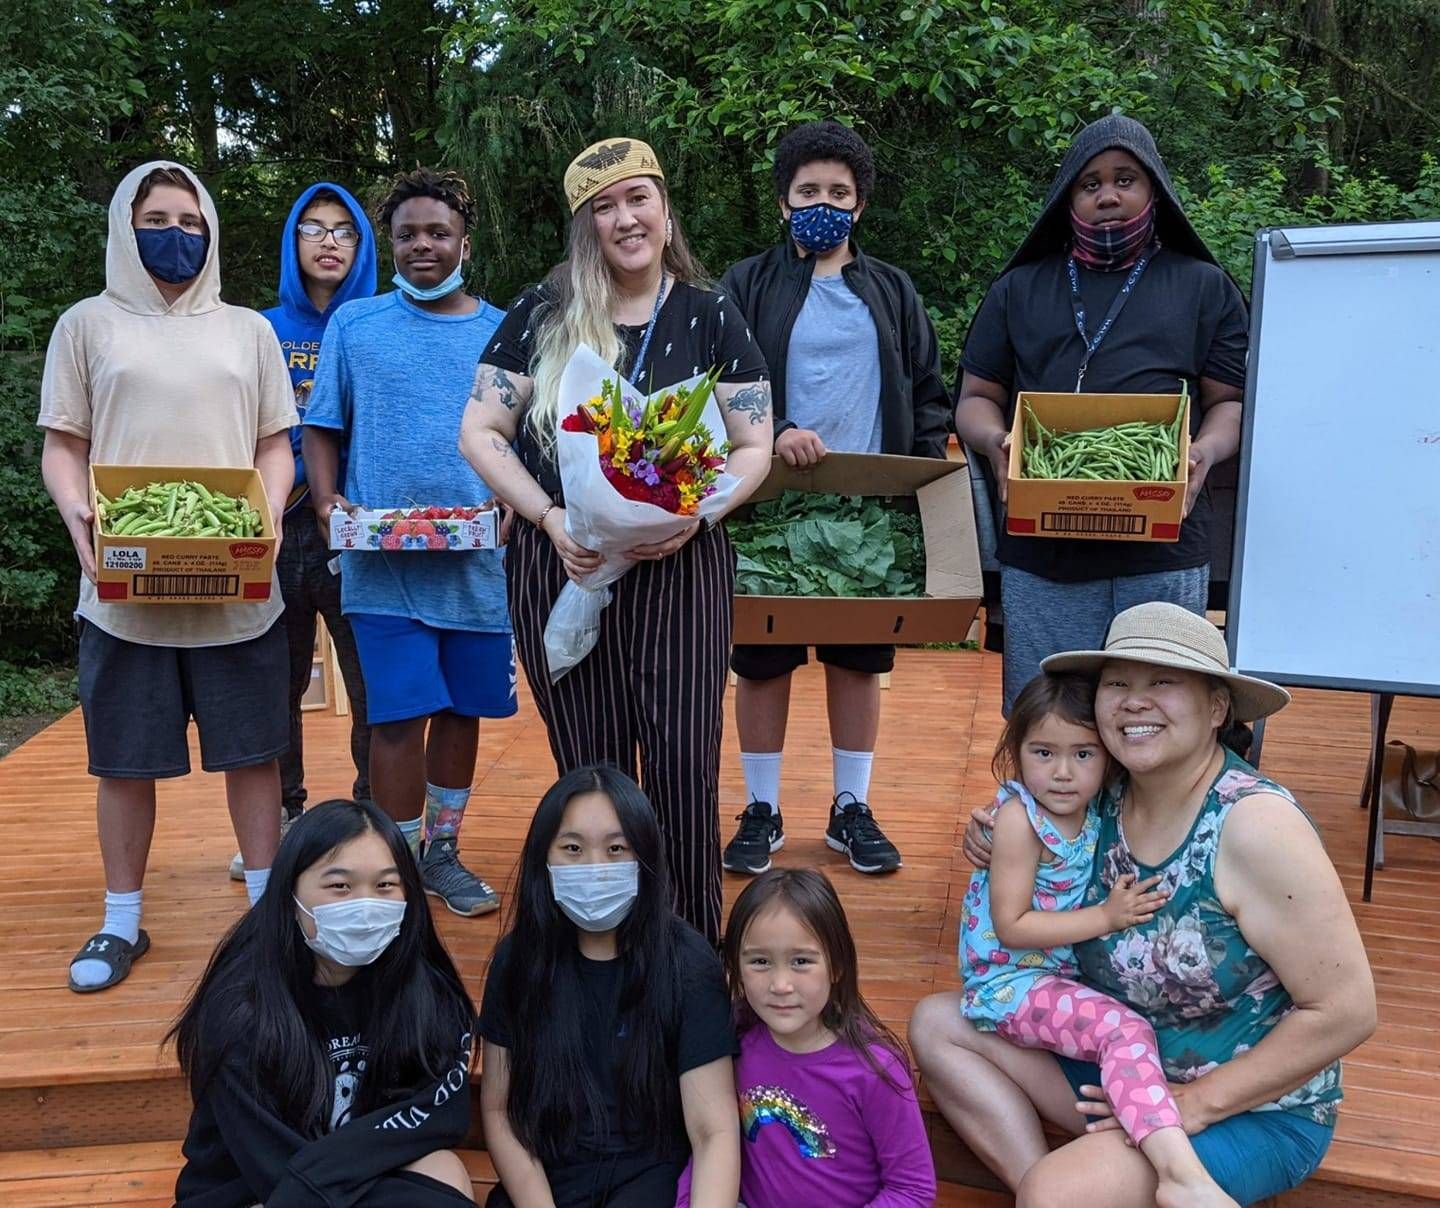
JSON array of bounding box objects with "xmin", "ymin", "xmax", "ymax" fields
[
  {"xmin": 277, "ymin": 510, "xmax": 371, "ymax": 811},
  {"xmin": 508, "ymin": 522, "xmax": 733, "ymax": 946},
  {"xmin": 485, "ymin": 1153, "xmax": 685, "ymax": 1208}
]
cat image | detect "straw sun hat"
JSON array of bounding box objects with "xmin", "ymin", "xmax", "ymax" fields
[{"xmin": 1041, "ymin": 602, "xmax": 1291, "ymax": 722}]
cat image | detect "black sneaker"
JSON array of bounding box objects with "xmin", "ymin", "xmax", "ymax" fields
[
  {"xmin": 825, "ymin": 793, "xmax": 901, "ymax": 873},
  {"xmin": 723, "ymin": 801, "xmax": 785, "ymax": 875}
]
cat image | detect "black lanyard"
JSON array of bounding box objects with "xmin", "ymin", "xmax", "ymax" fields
[{"xmin": 1066, "ymin": 246, "xmax": 1154, "ymax": 391}]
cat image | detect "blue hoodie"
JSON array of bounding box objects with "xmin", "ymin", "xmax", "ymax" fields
[{"xmin": 261, "ymin": 181, "xmax": 378, "ymax": 513}]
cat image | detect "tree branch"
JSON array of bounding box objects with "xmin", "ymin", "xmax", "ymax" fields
[{"xmin": 1280, "ymin": 24, "xmax": 1440, "ymax": 131}]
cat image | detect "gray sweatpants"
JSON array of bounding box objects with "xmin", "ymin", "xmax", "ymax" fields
[{"xmin": 999, "ymin": 563, "xmax": 1208, "ymax": 716}]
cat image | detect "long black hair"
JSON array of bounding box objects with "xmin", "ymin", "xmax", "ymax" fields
[
  {"xmin": 169, "ymin": 799, "xmax": 474, "ymax": 1138},
  {"xmin": 498, "ymin": 765, "xmax": 687, "ymax": 1163}
]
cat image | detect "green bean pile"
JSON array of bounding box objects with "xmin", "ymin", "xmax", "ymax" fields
[
  {"xmin": 97, "ymin": 480, "xmax": 265, "ymax": 539},
  {"xmin": 1021, "ymin": 393, "xmax": 1187, "ymax": 482}
]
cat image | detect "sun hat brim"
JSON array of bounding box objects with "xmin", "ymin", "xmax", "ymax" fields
[{"xmin": 1041, "ymin": 644, "xmax": 1291, "ymax": 723}]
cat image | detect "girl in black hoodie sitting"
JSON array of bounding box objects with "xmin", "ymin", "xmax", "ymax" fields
[{"xmin": 171, "ymin": 798, "xmax": 477, "ymax": 1207}]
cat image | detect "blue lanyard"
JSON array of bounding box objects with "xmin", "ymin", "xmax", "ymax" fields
[
  {"xmin": 1066, "ymin": 247, "xmax": 1154, "ymax": 391},
  {"xmin": 630, "ymin": 272, "xmax": 668, "ymax": 386}
]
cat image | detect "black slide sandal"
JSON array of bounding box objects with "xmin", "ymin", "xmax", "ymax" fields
[{"xmin": 67, "ymin": 929, "xmax": 151, "ymax": 993}]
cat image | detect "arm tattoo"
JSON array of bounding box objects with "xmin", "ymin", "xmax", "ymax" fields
[
  {"xmin": 725, "ymin": 381, "xmax": 772, "ymax": 425},
  {"xmin": 489, "ymin": 436, "xmax": 514, "ymax": 459},
  {"xmin": 472, "ymin": 364, "xmax": 524, "ymax": 411}
]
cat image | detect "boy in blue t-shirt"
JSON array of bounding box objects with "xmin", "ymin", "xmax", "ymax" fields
[
  {"xmin": 303, "ymin": 168, "xmax": 516, "ymax": 916},
  {"xmin": 227, "ymin": 182, "xmax": 378, "ymax": 882}
]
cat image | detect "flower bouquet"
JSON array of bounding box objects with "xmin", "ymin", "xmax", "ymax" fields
[{"xmin": 545, "ymin": 344, "xmax": 739, "ymax": 680}]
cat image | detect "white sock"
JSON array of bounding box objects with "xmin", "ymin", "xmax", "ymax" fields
[
  {"xmin": 832, "ymin": 747, "xmax": 875, "ymax": 808},
  {"xmin": 740, "ymin": 752, "xmax": 783, "ymax": 813},
  {"xmin": 70, "ymin": 890, "xmax": 142, "ymax": 988},
  {"xmin": 398, "ymin": 814, "xmax": 424, "ymax": 859},
  {"xmin": 244, "ymin": 868, "xmax": 270, "ymax": 906}
]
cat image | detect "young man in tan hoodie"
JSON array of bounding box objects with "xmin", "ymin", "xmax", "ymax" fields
[{"xmin": 39, "ymin": 162, "xmax": 297, "ymax": 992}]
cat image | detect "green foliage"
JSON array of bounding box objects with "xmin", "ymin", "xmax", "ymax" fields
[
  {"xmin": 0, "ymin": 662, "xmax": 77, "ymax": 719},
  {"xmin": 732, "ymin": 491, "xmax": 926, "ymax": 597}
]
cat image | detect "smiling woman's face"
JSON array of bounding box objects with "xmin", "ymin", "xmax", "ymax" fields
[
  {"xmin": 1069, "ymin": 149, "xmax": 1153, "ymax": 226},
  {"xmin": 1094, "ymin": 659, "xmax": 1229, "ymax": 775}
]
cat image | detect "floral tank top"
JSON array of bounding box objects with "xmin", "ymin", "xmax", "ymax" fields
[
  {"xmin": 1076, "ymin": 748, "xmax": 1341, "ymax": 1125},
  {"xmin": 960, "ymin": 780, "xmax": 1101, "ymax": 1030}
]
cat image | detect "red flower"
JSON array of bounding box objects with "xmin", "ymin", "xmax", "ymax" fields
[{"xmin": 561, "ymin": 408, "xmax": 596, "ymax": 433}]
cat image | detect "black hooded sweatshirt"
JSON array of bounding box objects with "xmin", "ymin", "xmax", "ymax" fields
[{"xmin": 961, "ymin": 114, "xmax": 1248, "ymax": 584}]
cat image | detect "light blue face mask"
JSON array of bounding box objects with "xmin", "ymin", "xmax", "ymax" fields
[{"xmin": 392, "ymin": 261, "xmax": 464, "ymax": 301}]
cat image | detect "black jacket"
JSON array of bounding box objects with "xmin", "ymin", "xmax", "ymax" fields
[{"xmin": 720, "ymin": 240, "xmax": 950, "ymax": 459}]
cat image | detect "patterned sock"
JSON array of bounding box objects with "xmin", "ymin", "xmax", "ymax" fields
[
  {"xmin": 70, "ymin": 890, "xmax": 142, "ymax": 988},
  {"xmin": 832, "ymin": 747, "xmax": 875, "ymax": 807},
  {"xmin": 740, "ymin": 752, "xmax": 783, "ymax": 814},
  {"xmin": 398, "ymin": 814, "xmax": 424, "ymax": 860},
  {"xmin": 243, "ymin": 868, "xmax": 270, "ymax": 906},
  {"xmin": 424, "ymin": 783, "xmax": 472, "ymax": 845}
]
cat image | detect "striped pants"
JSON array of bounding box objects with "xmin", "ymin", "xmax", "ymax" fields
[{"xmin": 507, "ymin": 522, "xmax": 734, "ymax": 945}]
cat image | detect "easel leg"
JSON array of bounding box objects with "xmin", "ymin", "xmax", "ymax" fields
[
  {"xmin": 1249, "ymin": 718, "xmax": 1266, "ymax": 767},
  {"xmin": 1363, "ymin": 692, "xmax": 1396, "ymax": 902}
]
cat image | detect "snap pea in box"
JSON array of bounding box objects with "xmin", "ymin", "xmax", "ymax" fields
[
  {"xmin": 1005, "ymin": 392, "xmax": 1191, "ymax": 543},
  {"xmin": 731, "ymin": 452, "xmax": 983, "ymax": 645},
  {"xmin": 91, "ymin": 465, "xmax": 276, "ymax": 604},
  {"xmin": 328, "ymin": 506, "xmax": 499, "ymax": 551}
]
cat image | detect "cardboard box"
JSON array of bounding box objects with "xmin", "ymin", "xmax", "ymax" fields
[
  {"xmin": 329, "ymin": 506, "xmax": 499, "ymax": 551},
  {"xmin": 1005, "ymin": 392, "xmax": 1190, "ymax": 542},
  {"xmin": 731, "ymin": 452, "xmax": 983, "ymax": 645},
  {"xmin": 91, "ymin": 465, "xmax": 276, "ymax": 604}
]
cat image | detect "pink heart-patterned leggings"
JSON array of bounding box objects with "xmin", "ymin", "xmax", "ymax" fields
[{"xmin": 996, "ymin": 974, "xmax": 1182, "ymax": 1144}]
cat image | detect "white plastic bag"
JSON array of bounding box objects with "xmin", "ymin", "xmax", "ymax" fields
[{"xmin": 543, "ymin": 345, "xmax": 740, "ymax": 682}]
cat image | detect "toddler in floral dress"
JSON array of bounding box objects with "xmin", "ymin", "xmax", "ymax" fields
[{"xmin": 961, "ymin": 672, "xmax": 1237, "ymax": 1208}]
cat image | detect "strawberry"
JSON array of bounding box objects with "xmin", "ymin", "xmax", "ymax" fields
[
  {"xmin": 408, "ymin": 508, "xmax": 424, "ymax": 520},
  {"xmin": 380, "ymin": 533, "xmax": 402, "ymax": 550},
  {"xmin": 424, "ymin": 506, "xmax": 445, "ymax": 520},
  {"xmin": 426, "ymin": 534, "xmax": 448, "ymax": 550}
]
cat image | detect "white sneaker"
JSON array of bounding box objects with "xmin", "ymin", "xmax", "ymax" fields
[{"xmin": 229, "ymin": 811, "xmax": 299, "ymax": 880}]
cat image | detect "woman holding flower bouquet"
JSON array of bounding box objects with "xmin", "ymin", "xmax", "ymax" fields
[{"xmin": 461, "ymin": 137, "xmax": 773, "ymax": 945}]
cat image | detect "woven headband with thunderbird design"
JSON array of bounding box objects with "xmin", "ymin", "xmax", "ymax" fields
[{"xmin": 564, "ymin": 138, "xmax": 665, "ymax": 213}]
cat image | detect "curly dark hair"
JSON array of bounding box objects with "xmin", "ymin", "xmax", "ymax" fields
[
  {"xmin": 772, "ymin": 120, "xmax": 876, "ymax": 202},
  {"xmin": 376, "ymin": 167, "xmax": 476, "ymax": 231}
]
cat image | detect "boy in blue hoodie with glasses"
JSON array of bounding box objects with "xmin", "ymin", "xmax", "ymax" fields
[{"xmin": 228, "ymin": 183, "xmax": 378, "ymax": 881}]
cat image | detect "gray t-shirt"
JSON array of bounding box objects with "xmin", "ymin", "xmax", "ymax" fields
[{"xmin": 784, "ymin": 272, "xmax": 882, "ymax": 453}]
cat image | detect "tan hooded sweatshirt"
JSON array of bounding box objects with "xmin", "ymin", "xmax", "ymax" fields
[{"xmin": 38, "ymin": 161, "xmax": 297, "ymax": 647}]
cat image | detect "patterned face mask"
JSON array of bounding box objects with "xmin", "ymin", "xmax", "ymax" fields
[
  {"xmin": 1069, "ymin": 199, "xmax": 1156, "ymax": 271},
  {"xmin": 787, "ymin": 202, "xmax": 854, "ymax": 254}
]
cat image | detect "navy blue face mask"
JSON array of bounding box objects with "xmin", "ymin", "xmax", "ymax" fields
[
  {"xmin": 787, "ymin": 202, "xmax": 854, "ymax": 254},
  {"xmin": 135, "ymin": 225, "xmax": 209, "ymax": 284}
]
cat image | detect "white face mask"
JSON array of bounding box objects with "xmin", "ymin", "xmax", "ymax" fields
[
  {"xmin": 548, "ymin": 862, "xmax": 639, "ymax": 933},
  {"xmin": 295, "ymin": 896, "xmax": 406, "ymax": 967}
]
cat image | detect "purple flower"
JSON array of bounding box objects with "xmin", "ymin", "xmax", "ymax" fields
[
  {"xmin": 635, "ymin": 459, "xmax": 661, "ymax": 486},
  {"xmin": 628, "ymin": 407, "xmax": 644, "ymax": 426}
]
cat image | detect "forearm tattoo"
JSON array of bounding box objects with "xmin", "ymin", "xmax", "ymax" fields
[
  {"xmin": 472, "ymin": 364, "xmax": 524, "ymax": 411},
  {"xmin": 490, "ymin": 436, "xmax": 514, "ymax": 459},
  {"xmin": 725, "ymin": 381, "xmax": 772, "ymax": 425}
]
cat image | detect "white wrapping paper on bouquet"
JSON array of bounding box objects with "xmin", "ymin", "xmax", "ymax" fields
[{"xmin": 544, "ymin": 344, "xmax": 740, "ymax": 681}]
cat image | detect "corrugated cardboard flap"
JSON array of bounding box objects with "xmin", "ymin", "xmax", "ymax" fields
[{"xmin": 918, "ymin": 469, "xmax": 983, "ymax": 600}]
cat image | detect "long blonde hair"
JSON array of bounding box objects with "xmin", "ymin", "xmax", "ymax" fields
[{"xmin": 526, "ymin": 180, "xmax": 708, "ymax": 460}]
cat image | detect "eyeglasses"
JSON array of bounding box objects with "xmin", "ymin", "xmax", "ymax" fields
[{"xmin": 297, "ymin": 221, "xmax": 361, "ymax": 247}]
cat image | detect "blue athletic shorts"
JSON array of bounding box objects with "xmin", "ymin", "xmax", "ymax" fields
[
  {"xmin": 349, "ymin": 613, "xmax": 518, "ymax": 725},
  {"xmin": 1056, "ymin": 1056, "xmax": 1335, "ymax": 1205}
]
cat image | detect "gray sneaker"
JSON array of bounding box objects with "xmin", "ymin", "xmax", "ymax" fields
[
  {"xmin": 229, "ymin": 810, "xmax": 300, "ymax": 880},
  {"xmin": 420, "ymin": 836, "xmax": 500, "ymax": 916}
]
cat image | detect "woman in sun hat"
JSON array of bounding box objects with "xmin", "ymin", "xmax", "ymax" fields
[{"xmin": 911, "ymin": 603, "xmax": 1377, "ymax": 1206}]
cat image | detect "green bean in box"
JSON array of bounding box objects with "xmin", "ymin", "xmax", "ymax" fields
[
  {"xmin": 89, "ymin": 464, "xmax": 277, "ymax": 604},
  {"xmin": 1004, "ymin": 389, "xmax": 1192, "ymax": 544}
]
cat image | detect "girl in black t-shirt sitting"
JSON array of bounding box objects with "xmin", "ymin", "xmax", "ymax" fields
[
  {"xmin": 171, "ymin": 799, "xmax": 477, "ymax": 1207},
  {"xmin": 479, "ymin": 765, "xmax": 739, "ymax": 1207}
]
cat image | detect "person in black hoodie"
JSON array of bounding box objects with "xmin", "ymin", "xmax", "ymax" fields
[
  {"xmin": 171, "ymin": 799, "xmax": 477, "ymax": 1206},
  {"xmin": 719, "ymin": 121, "xmax": 950, "ymax": 880},
  {"xmin": 954, "ymin": 115, "xmax": 1248, "ymax": 717}
]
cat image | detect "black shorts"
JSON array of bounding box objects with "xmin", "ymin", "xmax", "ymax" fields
[
  {"xmin": 77, "ymin": 619, "xmax": 289, "ymax": 779},
  {"xmin": 730, "ymin": 642, "xmax": 896, "ymax": 681}
]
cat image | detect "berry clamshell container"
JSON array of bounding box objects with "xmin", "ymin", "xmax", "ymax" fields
[{"xmin": 328, "ymin": 506, "xmax": 500, "ymax": 551}]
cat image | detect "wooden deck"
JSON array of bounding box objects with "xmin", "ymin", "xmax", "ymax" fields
[{"xmin": 1, "ymin": 648, "xmax": 1438, "ymax": 1205}]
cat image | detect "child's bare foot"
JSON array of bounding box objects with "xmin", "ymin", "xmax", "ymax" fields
[{"xmin": 1155, "ymin": 1175, "xmax": 1240, "ymax": 1208}]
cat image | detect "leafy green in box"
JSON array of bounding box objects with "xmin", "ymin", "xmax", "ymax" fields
[{"xmin": 731, "ymin": 490, "xmax": 925, "ymax": 598}]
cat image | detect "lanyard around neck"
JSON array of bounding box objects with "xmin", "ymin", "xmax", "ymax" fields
[
  {"xmin": 629, "ymin": 272, "xmax": 668, "ymax": 387},
  {"xmin": 1065, "ymin": 247, "xmax": 1154, "ymax": 392}
]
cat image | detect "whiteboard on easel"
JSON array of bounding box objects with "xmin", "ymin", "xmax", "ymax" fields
[{"xmin": 1227, "ymin": 220, "xmax": 1440, "ymax": 696}]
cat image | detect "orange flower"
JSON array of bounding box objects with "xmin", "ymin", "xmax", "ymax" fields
[{"xmin": 598, "ymin": 431, "xmax": 615, "ymax": 457}]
